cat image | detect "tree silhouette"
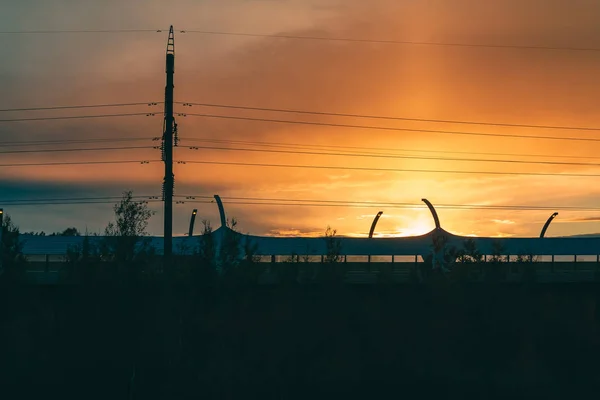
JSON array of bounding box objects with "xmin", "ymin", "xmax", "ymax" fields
[
  {"xmin": 101, "ymin": 191, "xmax": 155, "ymax": 284},
  {"xmin": 198, "ymin": 220, "xmax": 216, "ymax": 267},
  {"xmin": 216, "ymin": 218, "xmax": 263, "ymax": 285},
  {"xmin": 218, "ymin": 218, "xmax": 241, "ymax": 277},
  {"xmin": 1, "ymin": 213, "xmax": 26, "ymax": 283},
  {"xmin": 60, "ymin": 227, "xmax": 80, "ymax": 237},
  {"xmin": 453, "ymin": 238, "xmax": 484, "ymax": 282},
  {"xmin": 321, "ymin": 226, "xmax": 344, "ymax": 283},
  {"xmin": 189, "ymin": 219, "xmax": 217, "ymax": 286},
  {"xmin": 323, "ymin": 226, "xmax": 342, "ymax": 264},
  {"xmin": 485, "ymin": 240, "xmax": 508, "ymax": 282}
]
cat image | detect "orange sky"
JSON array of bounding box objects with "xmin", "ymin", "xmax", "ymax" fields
[{"xmin": 1, "ymin": 0, "xmax": 600, "ymax": 238}]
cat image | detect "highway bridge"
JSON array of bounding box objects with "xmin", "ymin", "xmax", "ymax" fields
[{"xmin": 8, "ymin": 196, "xmax": 600, "ymax": 284}]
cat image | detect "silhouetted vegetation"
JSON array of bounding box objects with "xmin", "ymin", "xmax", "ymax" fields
[
  {"xmin": 318, "ymin": 226, "xmax": 344, "ymax": 283},
  {"xmin": 2, "ymin": 281, "xmax": 599, "ymax": 398},
  {"xmin": 2, "ymin": 194, "xmax": 600, "ymax": 398},
  {"xmin": 0, "ymin": 213, "xmax": 27, "ymax": 283},
  {"xmin": 22, "ymin": 227, "xmax": 81, "ymax": 236}
]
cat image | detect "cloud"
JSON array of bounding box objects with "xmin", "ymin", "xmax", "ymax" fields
[
  {"xmin": 491, "ymin": 219, "xmax": 516, "ymax": 225},
  {"xmin": 266, "ymin": 228, "xmax": 325, "ymax": 237},
  {"xmin": 558, "ymin": 216, "xmax": 600, "ymax": 223},
  {"xmin": 3, "ymin": 0, "xmax": 600, "ymax": 236}
]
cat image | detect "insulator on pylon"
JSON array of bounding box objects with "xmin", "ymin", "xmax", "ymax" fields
[
  {"xmin": 173, "ymin": 121, "xmax": 179, "ymax": 147},
  {"xmin": 159, "ymin": 139, "xmax": 166, "ymax": 161}
]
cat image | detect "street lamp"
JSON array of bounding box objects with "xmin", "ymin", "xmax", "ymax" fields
[
  {"xmin": 188, "ymin": 209, "xmax": 198, "ymax": 237},
  {"xmin": 421, "ymin": 199, "xmax": 441, "ymax": 230},
  {"xmin": 214, "ymin": 195, "xmax": 227, "ymax": 228},
  {"xmin": 368, "ymin": 211, "xmax": 383, "ymax": 239},
  {"xmin": 367, "ymin": 211, "xmax": 383, "ymax": 265},
  {"xmin": 540, "ymin": 212, "xmax": 558, "ymax": 238}
]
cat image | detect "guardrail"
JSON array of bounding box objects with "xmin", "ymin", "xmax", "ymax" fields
[{"xmin": 22, "ymin": 260, "xmax": 599, "ymax": 285}]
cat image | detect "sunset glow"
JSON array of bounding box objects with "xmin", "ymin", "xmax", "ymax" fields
[{"xmin": 1, "ymin": 0, "xmax": 600, "ymax": 238}]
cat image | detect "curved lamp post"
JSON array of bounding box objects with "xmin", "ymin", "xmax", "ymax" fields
[
  {"xmin": 188, "ymin": 209, "xmax": 198, "ymax": 236},
  {"xmin": 214, "ymin": 195, "xmax": 227, "ymax": 228},
  {"xmin": 421, "ymin": 198, "xmax": 441, "ymax": 230},
  {"xmin": 540, "ymin": 212, "xmax": 558, "ymax": 238},
  {"xmin": 369, "ymin": 211, "xmax": 384, "ymax": 238},
  {"xmin": 367, "ymin": 211, "xmax": 383, "ymax": 265}
]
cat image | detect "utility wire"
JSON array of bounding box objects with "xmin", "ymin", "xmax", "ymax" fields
[
  {"xmin": 0, "ymin": 102, "xmax": 161, "ymax": 113},
  {"xmin": 0, "ymin": 195, "xmax": 156, "ymax": 203},
  {"xmin": 3, "ymin": 28, "xmax": 599, "ymax": 53},
  {"xmin": 0, "ymin": 113, "xmax": 157, "ymax": 122},
  {"xmin": 181, "ymin": 113, "xmax": 600, "ymax": 143},
  {"xmin": 3, "ymin": 200, "xmax": 164, "ymax": 207},
  {"xmin": 16, "ymin": 97, "xmax": 600, "ymax": 131},
  {"xmin": 5, "ymin": 195, "xmax": 600, "ymax": 212},
  {"xmin": 179, "ymin": 30, "xmax": 600, "ymax": 53},
  {"xmin": 180, "ymin": 199, "xmax": 600, "ymax": 212},
  {"xmin": 11, "ymin": 199, "xmax": 600, "ymax": 213},
  {"xmin": 0, "ymin": 160, "xmax": 158, "ymax": 167},
  {"xmin": 179, "ymin": 102, "xmax": 600, "ymax": 132},
  {"xmin": 0, "ymin": 146, "xmax": 155, "ymax": 155},
  {"xmin": 0, "ymin": 137, "xmax": 154, "ymax": 148},
  {"xmin": 175, "ymin": 194, "xmax": 600, "ymax": 211},
  {"xmin": 0, "ymin": 29, "xmax": 162, "ymax": 34},
  {"xmin": 179, "ymin": 159, "xmax": 600, "ymax": 178},
  {"xmin": 23, "ymin": 138, "xmax": 570, "ymax": 173},
  {"xmin": 4, "ymin": 193, "xmax": 594, "ymax": 211},
  {"xmin": 1, "ymin": 134, "xmax": 594, "ymax": 160},
  {"xmin": 184, "ymin": 145, "xmax": 600, "ymax": 167},
  {"xmin": 183, "ymin": 137, "xmax": 600, "ymax": 161}
]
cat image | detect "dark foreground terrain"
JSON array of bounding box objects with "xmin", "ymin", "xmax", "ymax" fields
[{"xmin": 1, "ymin": 282, "xmax": 600, "ymax": 399}]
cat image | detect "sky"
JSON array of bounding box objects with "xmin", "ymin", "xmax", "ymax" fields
[{"xmin": 1, "ymin": 0, "xmax": 600, "ymax": 238}]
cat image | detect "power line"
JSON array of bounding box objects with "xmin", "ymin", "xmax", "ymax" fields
[
  {"xmin": 0, "ymin": 160, "xmax": 158, "ymax": 167},
  {"xmin": 5, "ymin": 193, "xmax": 599, "ymax": 212},
  {"xmin": 179, "ymin": 102, "xmax": 600, "ymax": 132},
  {"xmin": 0, "ymin": 146, "xmax": 154, "ymax": 155},
  {"xmin": 180, "ymin": 199, "xmax": 600, "ymax": 212},
  {"xmin": 0, "ymin": 102, "xmax": 161, "ymax": 113},
  {"xmin": 0, "ymin": 137, "xmax": 154, "ymax": 148},
  {"xmin": 183, "ymin": 137, "xmax": 600, "ymax": 161},
  {"xmin": 0, "ymin": 195, "xmax": 156, "ymax": 203},
  {"xmin": 0, "ymin": 113, "xmax": 157, "ymax": 122},
  {"xmin": 179, "ymin": 30, "xmax": 600, "ymax": 53},
  {"xmin": 9, "ymin": 198, "xmax": 600, "ymax": 213},
  {"xmin": 179, "ymin": 159, "xmax": 600, "ymax": 178},
  {"xmin": 175, "ymin": 194, "xmax": 600, "ymax": 211},
  {"xmin": 4, "ymin": 133, "xmax": 593, "ymax": 160},
  {"xmin": 181, "ymin": 113, "xmax": 600, "ymax": 143},
  {"xmin": 0, "ymin": 29, "xmax": 162, "ymax": 34},
  {"xmin": 184, "ymin": 145, "xmax": 600, "ymax": 167},
  {"xmin": 5, "ymin": 193, "xmax": 595, "ymax": 211},
  {"xmin": 0, "ymin": 146, "xmax": 155, "ymax": 155},
  {"xmin": 2, "ymin": 200, "xmax": 164, "ymax": 207},
  {"xmin": 3, "ymin": 28, "xmax": 599, "ymax": 53}
]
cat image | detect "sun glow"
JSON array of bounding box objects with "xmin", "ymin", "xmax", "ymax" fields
[{"xmin": 392, "ymin": 215, "xmax": 435, "ymax": 237}]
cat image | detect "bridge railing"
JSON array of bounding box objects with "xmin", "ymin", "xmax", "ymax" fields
[{"xmin": 19, "ymin": 252, "xmax": 600, "ymax": 285}]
